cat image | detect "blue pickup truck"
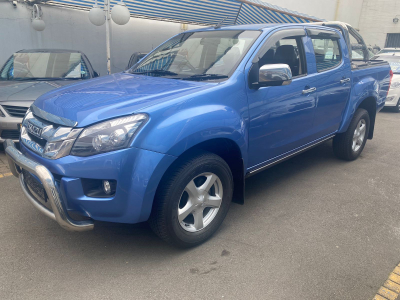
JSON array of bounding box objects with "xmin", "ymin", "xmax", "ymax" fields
[{"xmin": 5, "ymin": 22, "xmax": 392, "ymax": 247}]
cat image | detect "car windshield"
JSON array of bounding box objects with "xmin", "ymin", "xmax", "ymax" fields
[
  {"xmin": 128, "ymin": 30, "xmax": 260, "ymax": 80},
  {"xmin": 374, "ymin": 56, "xmax": 400, "ymax": 74},
  {"xmin": 0, "ymin": 52, "xmax": 90, "ymax": 80}
]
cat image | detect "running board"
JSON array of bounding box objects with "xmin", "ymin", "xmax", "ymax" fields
[{"xmin": 246, "ymin": 135, "xmax": 335, "ymax": 178}]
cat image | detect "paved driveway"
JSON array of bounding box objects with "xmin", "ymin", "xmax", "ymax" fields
[{"xmin": 1, "ymin": 110, "xmax": 400, "ymax": 300}]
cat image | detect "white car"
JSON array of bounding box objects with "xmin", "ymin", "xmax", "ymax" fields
[
  {"xmin": 374, "ymin": 53, "xmax": 400, "ymax": 111},
  {"xmin": 378, "ymin": 48, "xmax": 400, "ymax": 55}
]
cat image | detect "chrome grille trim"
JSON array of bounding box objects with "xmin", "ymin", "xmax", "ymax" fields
[{"xmin": 21, "ymin": 112, "xmax": 82, "ymax": 159}]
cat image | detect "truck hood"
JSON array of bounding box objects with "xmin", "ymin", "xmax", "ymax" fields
[
  {"xmin": 0, "ymin": 80, "xmax": 79, "ymax": 102},
  {"xmin": 33, "ymin": 73, "xmax": 215, "ymax": 127}
]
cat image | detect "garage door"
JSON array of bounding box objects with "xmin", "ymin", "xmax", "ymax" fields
[{"xmin": 386, "ymin": 33, "xmax": 400, "ymax": 47}]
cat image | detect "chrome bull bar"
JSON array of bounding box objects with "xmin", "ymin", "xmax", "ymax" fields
[{"xmin": 4, "ymin": 139, "xmax": 94, "ymax": 232}]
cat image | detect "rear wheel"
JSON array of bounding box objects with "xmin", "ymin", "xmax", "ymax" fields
[
  {"xmin": 149, "ymin": 151, "xmax": 233, "ymax": 248},
  {"xmin": 333, "ymin": 108, "xmax": 370, "ymax": 161}
]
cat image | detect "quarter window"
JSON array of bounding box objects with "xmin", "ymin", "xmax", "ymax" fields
[{"xmin": 311, "ymin": 38, "xmax": 342, "ymax": 72}]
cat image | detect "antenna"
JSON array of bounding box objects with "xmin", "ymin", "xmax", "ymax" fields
[{"xmin": 214, "ymin": 17, "xmax": 228, "ymax": 29}]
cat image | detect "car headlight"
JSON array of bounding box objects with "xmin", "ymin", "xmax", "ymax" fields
[
  {"xmin": 391, "ymin": 82, "xmax": 400, "ymax": 89},
  {"xmin": 70, "ymin": 114, "xmax": 148, "ymax": 157}
]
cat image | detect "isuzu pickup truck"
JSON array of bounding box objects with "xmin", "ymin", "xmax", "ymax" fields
[{"xmin": 5, "ymin": 22, "xmax": 392, "ymax": 247}]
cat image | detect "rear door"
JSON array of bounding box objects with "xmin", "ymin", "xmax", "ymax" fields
[{"xmin": 306, "ymin": 28, "xmax": 352, "ymax": 136}]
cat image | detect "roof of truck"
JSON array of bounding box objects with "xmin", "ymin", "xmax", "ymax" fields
[{"xmin": 186, "ymin": 23, "xmax": 305, "ymax": 32}]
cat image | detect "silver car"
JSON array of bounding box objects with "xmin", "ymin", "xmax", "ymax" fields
[{"xmin": 0, "ymin": 49, "xmax": 98, "ymax": 142}]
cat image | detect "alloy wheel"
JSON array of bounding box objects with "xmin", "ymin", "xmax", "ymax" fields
[{"xmin": 178, "ymin": 172, "xmax": 223, "ymax": 232}]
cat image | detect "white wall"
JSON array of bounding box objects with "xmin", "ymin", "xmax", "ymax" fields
[
  {"xmin": 358, "ymin": 0, "xmax": 400, "ymax": 48},
  {"xmin": 0, "ymin": 2, "xmax": 202, "ymax": 75},
  {"xmin": 265, "ymin": 0, "xmax": 364, "ymax": 28}
]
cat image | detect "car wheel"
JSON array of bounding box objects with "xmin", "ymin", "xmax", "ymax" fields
[
  {"xmin": 394, "ymin": 99, "xmax": 400, "ymax": 113},
  {"xmin": 333, "ymin": 108, "xmax": 370, "ymax": 161},
  {"xmin": 149, "ymin": 151, "xmax": 233, "ymax": 248}
]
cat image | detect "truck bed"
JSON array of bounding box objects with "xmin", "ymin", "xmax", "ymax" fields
[{"xmin": 351, "ymin": 59, "xmax": 390, "ymax": 70}]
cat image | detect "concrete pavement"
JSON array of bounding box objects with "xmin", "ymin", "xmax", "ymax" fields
[{"xmin": 1, "ymin": 109, "xmax": 400, "ymax": 300}]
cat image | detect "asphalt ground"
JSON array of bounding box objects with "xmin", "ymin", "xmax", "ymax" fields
[{"xmin": 1, "ymin": 109, "xmax": 400, "ymax": 300}]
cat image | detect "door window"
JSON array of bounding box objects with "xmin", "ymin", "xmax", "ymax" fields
[
  {"xmin": 257, "ymin": 37, "xmax": 307, "ymax": 77},
  {"xmin": 310, "ymin": 37, "xmax": 342, "ymax": 72}
]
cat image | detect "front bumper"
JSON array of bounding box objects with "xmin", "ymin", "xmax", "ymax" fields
[
  {"xmin": 5, "ymin": 139, "xmax": 94, "ymax": 231},
  {"xmin": 384, "ymin": 90, "xmax": 400, "ymax": 107},
  {"xmin": 5, "ymin": 139, "xmax": 177, "ymax": 231}
]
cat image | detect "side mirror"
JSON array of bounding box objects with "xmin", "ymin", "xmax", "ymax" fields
[
  {"xmin": 93, "ymin": 71, "xmax": 100, "ymax": 77},
  {"xmin": 258, "ymin": 64, "xmax": 292, "ymax": 87}
]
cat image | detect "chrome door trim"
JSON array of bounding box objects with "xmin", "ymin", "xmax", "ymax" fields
[
  {"xmin": 302, "ymin": 87, "xmax": 317, "ymax": 94},
  {"xmin": 246, "ymin": 134, "xmax": 335, "ymax": 177},
  {"xmin": 340, "ymin": 78, "xmax": 351, "ymax": 84}
]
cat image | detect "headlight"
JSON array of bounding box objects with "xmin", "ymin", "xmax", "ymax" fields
[
  {"xmin": 391, "ymin": 82, "xmax": 400, "ymax": 89},
  {"xmin": 70, "ymin": 114, "xmax": 148, "ymax": 157}
]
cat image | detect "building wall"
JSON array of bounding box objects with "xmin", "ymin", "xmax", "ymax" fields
[
  {"xmin": 265, "ymin": 0, "xmax": 364, "ymax": 28},
  {"xmin": 0, "ymin": 2, "xmax": 201, "ymax": 75},
  {"xmin": 358, "ymin": 0, "xmax": 400, "ymax": 48}
]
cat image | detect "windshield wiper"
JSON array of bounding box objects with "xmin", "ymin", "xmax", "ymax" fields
[
  {"xmin": 131, "ymin": 70, "xmax": 178, "ymax": 76},
  {"xmin": 182, "ymin": 74, "xmax": 228, "ymax": 81}
]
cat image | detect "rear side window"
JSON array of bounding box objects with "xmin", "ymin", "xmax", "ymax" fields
[{"xmin": 311, "ymin": 38, "xmax": 342, "ymax": 72}]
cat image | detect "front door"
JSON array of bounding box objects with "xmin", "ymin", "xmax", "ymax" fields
[{"xmin": 246, "ymin": 29, "xmax": 318, "ymax": 169}]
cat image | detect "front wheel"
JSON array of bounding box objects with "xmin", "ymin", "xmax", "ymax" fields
[
  {"xmin": 333, "ymin": 108, "xmax": 370, "ymax": 161},
  {"xmin": 149, "ymin": 151, "xmax": 233, "ymax": 248}
]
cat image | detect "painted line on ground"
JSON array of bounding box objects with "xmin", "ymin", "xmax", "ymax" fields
[
  {"xmin": 0, "ymin": 173, "xmax": 12, "ymax": 178},
  {"xmin": 373, "ymin": 263, "xmax": 400, "ymax": 300}
]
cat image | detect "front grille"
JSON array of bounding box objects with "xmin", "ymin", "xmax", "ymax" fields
[
  {"xmin": 1, "ymin": 130, "xmax": 20, "ymax": 140},
  {"xmin": 27, "ymin": 132, "xmax": 47, "ymax": 148},
  {"xmin": 2, "ymin": 105, "xmax": 29, "ymax": 118}
]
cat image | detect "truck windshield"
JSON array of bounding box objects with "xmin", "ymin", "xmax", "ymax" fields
[
  {"xmin": 374, "ymin": 56, "xmax": 400, "ymax": 74},
  {"xmin": 129, "ymin": 30, "xmax": 260, "ymax": 80},
  {"xmin": 0, "ymin": 52, "xmax": 90, "ymax": 80}
]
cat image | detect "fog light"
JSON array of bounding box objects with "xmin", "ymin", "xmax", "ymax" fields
[{"xmin": 103, "ymin": 180, "xmax": 112, "ymax": 195}]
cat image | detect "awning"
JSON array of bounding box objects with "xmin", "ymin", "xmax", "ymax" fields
[{"xmin": 46, "ymin": 0, "xmax": 323, "ymax": 25}]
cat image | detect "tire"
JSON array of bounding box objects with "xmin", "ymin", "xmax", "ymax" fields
[
  {"xmin": 333, "ymin": 108, "xmax": 370, "ymax": 161},
  {"xmin": 393, "ymin": 99, "xmax": 400, "ymax": 113},
  {"xmin": 149, "ymin": 151, "xmax": 233, "ymax": 248}
]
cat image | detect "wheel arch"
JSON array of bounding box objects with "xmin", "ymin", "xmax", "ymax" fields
[
  {"xmin": 339, "ymin": 95, "xmax": 377, "ymax": 139},
  {"xmin": 357, "ymin": 96, "xmax": 376, "ymax": 139},
  {"xmin": 156, "ymin": 138, "xmax": 245, "ymax": 205}
]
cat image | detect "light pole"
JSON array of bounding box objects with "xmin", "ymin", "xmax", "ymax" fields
[
  {"xmin": 104, "ymin": 0, "xmax": 111, "ymax": 75},
  {"xmin": 89, "ymin": 0, "xmax": 130, "ymax": 75}
]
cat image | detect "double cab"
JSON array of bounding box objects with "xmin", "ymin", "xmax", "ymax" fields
[{"xmin": 5, "ymin": 22, "xmax": 392, "ymax": 247}]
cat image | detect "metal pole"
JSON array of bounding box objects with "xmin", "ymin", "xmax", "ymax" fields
[{"xmin": 104, "ymin": 0, "xmax": 111, "ymax": 75}]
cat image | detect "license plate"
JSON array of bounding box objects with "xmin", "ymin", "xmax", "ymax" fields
[{"xmin": 22, "ymin": 169, "xmax": 47, "ymax": 203}]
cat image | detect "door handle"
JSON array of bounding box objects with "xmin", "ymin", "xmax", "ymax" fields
[
  {"xmin": 340, "ymin": 78, "xmax": 351, "ymax": 84},
  {"xmin": 302, "ymin": 87, "xmax": 317, "ymax": 94}
]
